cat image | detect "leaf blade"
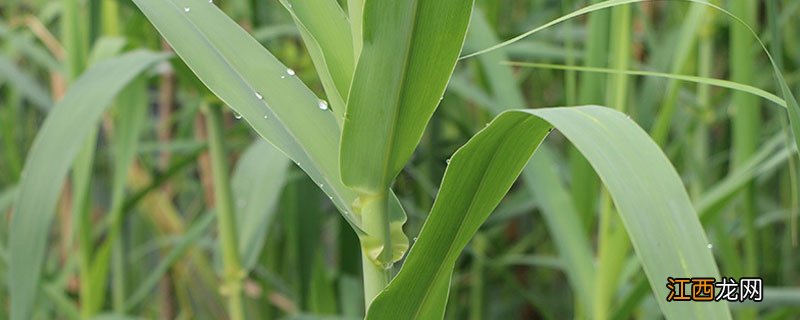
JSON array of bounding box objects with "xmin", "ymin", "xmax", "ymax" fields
[
  {"xmin": 340, "ymin": 0, "xmax": 474, "ymax": 193},
  {"xmin": 8, "ymin": 51, "xmax": 168, "ymax": 320},
  {"xmin": 367, "ymin": 106, "xmax": 730, "ymax": 319}
]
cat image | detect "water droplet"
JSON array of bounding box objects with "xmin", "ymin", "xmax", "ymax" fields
[
  {"xmin": 318, "ymin": 99, "xmax": 329, "ymax": 111},
  {"xmin": 707, "ymin": 244, "xmax": 713, "ymax": 249},
  {"xmin": 318, "ymin": 183, "xmax": 324, "ymax": 188},
  {"xmin": 184, "ymin": 7, "xmax": 191, "ymax": 12},
  {"xmin": 440, "ymin": 96, "xmax": 444, "ymax": 101},
  {"xmin": 255, "ymin": 92, "xmax": 263, "ymax": 100},
  {"xmin": 413, "ymin": 237, "xmax": 418, "ymax": 241},
  {"xmin": 445, "ymin": 158, "xmax": 451, "ymax": 165},
  {"xmin": 286, "ymin": 68, "xmax": 296, "ymax": 76},
  {"xmin": 234, "ymin": 113, "xmax": 242, "ymax": 120},
  {"xmin": 263, "ymin": 114, "xmax": 269, "ymax": 119},
  {"xmin": 209, "ymin": 0, "xmax": 213, "ymax": 3}
]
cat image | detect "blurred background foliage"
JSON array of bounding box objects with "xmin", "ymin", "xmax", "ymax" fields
[{"xmin": 0, "ymin": 0, "xmax": 799, "ymax": 319}]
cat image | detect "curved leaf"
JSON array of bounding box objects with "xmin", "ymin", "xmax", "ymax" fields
[
  {"xmin": 8, "ymin": 50, "xmax": 168, "ymax": 320},
  {"xmin": 367, "ymin": 106, "xmax": 730, "ymax": 319},
  {"xmin": 340, "ymin": 0, "xmax": 474, "ymax": 193}
]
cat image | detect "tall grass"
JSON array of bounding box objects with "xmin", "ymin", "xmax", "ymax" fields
[{"xmin": 0, "ymin": 0, "xmax": 799, "ymax": 319}]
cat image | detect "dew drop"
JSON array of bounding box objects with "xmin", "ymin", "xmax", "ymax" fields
[
  {"xmin": 318, "ymin": 99, "xmax": 329, "ymax": 111},
  {"xmin": 255, "ymin": 92, "xmax": 263, "ymax": 100},
  {"xmin": 286, "ymin": 68, "xmax": 296, "ymax": 76},
  {"xmin": 445, "ymin": 158, "xmax": 451, "ymax": 165},
  {"xmin": 234, "ymin": 113, "xmax": 242, "ymax": 120},
  {"xmin": 263, "ymin": 114, "xmax": 269, "ymax": 119},
  {"xmin": 707, "ymin": 243, "xmax": 713, "ymax": 249},
  {"xmin": 184, "ymin": 7, "xmax": 191, "ymax": 12},
  {"xmin": 209, "ymin": 0, "xmax": 213, "ymax": 3},
  {"xmin": 413, "ymin": 237, "xmax": 418, "ymax": 241}
]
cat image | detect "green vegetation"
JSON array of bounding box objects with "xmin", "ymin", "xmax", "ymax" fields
[{"xmin": 0, "ymin": 0, "xmax": 798, "ymax": 319}]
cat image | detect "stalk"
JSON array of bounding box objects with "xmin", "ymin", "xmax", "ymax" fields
[
  {"xmin": 203, "ymin": 105, "xmax": 246, "ymax": 320},
  {"xmin": 469, "ymin": 234, "xmax": 486, "ymax": 320},
  {"xmin": 730, "ymin": 0, "xmax": 759, "ymax": 273},
  {"xmin": 594, "ymin": 5, "xmax": 631, "ymax": 320},
  {"xmin": 359, "ymin": 192, "xmax": 392, "ymax": 308},
  {"xmin": 570, "ymin": 0, "xmax": 609, "ymax": 228}
]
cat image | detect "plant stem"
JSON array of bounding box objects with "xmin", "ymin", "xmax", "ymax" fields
[
  {"xmin": 359, "ymin": 192, "xmax": 392, "ymax": 309},
  {"xmin": 203, "ymin": 105, "xmax": 246, "ymax": 320}
]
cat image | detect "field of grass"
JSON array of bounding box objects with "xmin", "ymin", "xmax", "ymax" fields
[{"xmin": 1, "ymin": 0, "xmax": 799, "ymax": 319}]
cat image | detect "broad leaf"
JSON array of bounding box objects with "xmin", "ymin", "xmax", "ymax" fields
[
  {"xmin": 367, "ymin": 106, "xmax": 730, "ymax": 320},
  {"xmin": 340, "ymin": 0, "xmax": 474, "ymax": 193},
  {"xmin": 8, "ymin": 51, "xmax": 168, "ymax": 320},
  {"xmin": 133, "ymin": 0, "xmax": 409, "ymax": 260}
]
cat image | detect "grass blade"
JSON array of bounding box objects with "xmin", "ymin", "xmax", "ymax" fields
[
  {"xmin": 0, "ymin": 54, "xmax": 52, "ymax": 111},
  {"xmin": 367, "ymin": 106, "xmax": 730, "ymax": 319},
  {"xmin": 462, "ymin": 0, "xmax": 800, "ymax": 168},
  {"xmin": 8, "ymin": 50, "xmax": 168, "ymax": 320},
  {"xmin": 232, "ymin": 140, "xmax": 290, "ymax": 271}
]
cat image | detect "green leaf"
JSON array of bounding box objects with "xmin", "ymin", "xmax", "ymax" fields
[
  {"xmin": 340, "ymin": 0, "xmax": 475, "ymax": 193},
  {"xmin": 8, "ymin": 50, "xmax": 168, "ymax": 320},
  {"xmin": 464, "ymin": 10, "xmax": 596, "ymax": 312},
  {"xmin": 506, "ymin": 62, "xmax": 787, "ymax": 109},
  {"xmin": 462, "ymin": 0, "xmax": 800, "ymax": 168},
  {"xmin": 124, "ymin": 212, "xmax": 215, "ymax": 311},
  {"xmin": 367, "ymin": 106, "xmax": 730, "ymax": 320},
  {"xmin": 0, "ymin": 53, "xmax": 52, "ymax": 111},
  {"xmin": 231, "ymin": 140, "xmax": 290, "ymax": 270},
  {"xmin": 132, "ymin": 0, "xmax": 409, "ymax": 259},
  {"xmin": 279, "ymin": 0, "xmax": 355, "ymax": 123}
]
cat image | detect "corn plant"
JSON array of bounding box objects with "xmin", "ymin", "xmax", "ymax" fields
[{"xmin": 4, "ymin": 0, "xmax": 800, "ymax": 319}]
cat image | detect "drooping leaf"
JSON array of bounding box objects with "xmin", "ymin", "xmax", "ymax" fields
[
  {"xmin": 367, "ymin": 106, "xmax": 730, "ymax": 320},
  {"xmin": 462, "ymin": 0, "xmax": 800, "ymax": 167},
  {"xmin": 8, "ymin": 50, "xmax": 169, "ymax": 320}
]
